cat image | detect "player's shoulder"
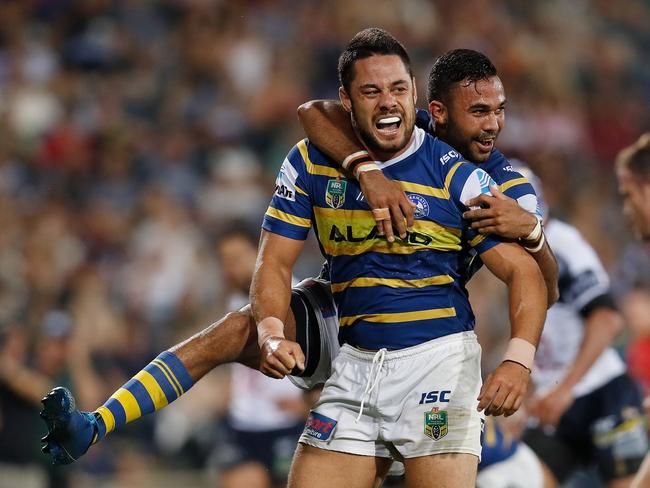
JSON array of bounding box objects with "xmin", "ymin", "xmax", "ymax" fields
[
  {"xmin": 283, "ymin": 138, "xmax": 337, "ymax": 170},
  {"xmin": 482, "ymin": 149, "xmax": 526, "ymax": 184},
  {"xmin": 421, "ymin": 133, "xmax": 472, "ymax": 174}
]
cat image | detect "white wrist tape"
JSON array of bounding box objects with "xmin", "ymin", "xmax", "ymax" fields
[
  {"xmin": 257, "ymin": 316, "xmax": 285, "ymax": 347},
  {"xmin": 524, "ymin": 219, "xmax": 542, "ymax": 242},
  {"xmin": 354, "ymin": 161, "xmax": 381, "ymax": 179},
  {"xmin": 341, "ymin": 150, "xmax": 371, "ymax": 171},
  {"xmin": 523, "ymin": 232, "xmax": 546, "ymax": 253},
  {"xmin": 502, "ymin": 337, "xmax": 536, "ymax": 372}
]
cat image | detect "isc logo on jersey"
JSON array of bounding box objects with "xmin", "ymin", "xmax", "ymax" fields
[
  {"xmin": 440, "ymin": 149, "xmax": 460, "ymax": 165},
  {"xmin": 275, "ymin": 158, "xmax": 298, "ymax": 201}
]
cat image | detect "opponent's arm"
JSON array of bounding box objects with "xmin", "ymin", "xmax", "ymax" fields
[
  {"xmin": 531, "ymin": 304, "xmax": 624, "ymax": 426},
  {"xmin": 477, "ymin": 241, "xmax": 547, "ymax": 417},
  {"xmin": 464, "ymin": 186, "xmax": 559, "ymax": 306},
  {"xmin": 250, "ymin": 230, "xmax": 305, "ymax": 378},
  {"xmin": 297, "ymin": 100, "xmax": 415, "ymax": 242}
]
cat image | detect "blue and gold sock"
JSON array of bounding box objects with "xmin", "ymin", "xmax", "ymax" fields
[{"xmin": 93, "ymin": 351, "xmax": 194, "ymax": 442}]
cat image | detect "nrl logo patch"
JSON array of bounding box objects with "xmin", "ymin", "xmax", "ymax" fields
[
  {"xmin": 326, "ymin": 179, "xmax": 347, "ymax": 209},
  {"xmin": 424, "ymin": 407, "xmax": 448, "ymax": 440}
]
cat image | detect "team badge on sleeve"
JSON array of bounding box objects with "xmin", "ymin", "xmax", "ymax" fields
[
  {"xmin": 275, "ymin": 158, "xmax": 298, "ymax": 201},
  {"xmin": 424, "ymin": 407, "xmax": 448, "ymax": 440},
  {"xmin": 326, "ymin": 179, "xmax": 347, "ymax": 209}
]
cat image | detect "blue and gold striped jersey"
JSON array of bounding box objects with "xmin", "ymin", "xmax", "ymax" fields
[{"xmin": 263, "ymin": 127, "xmax": 502, "ymax": 350}]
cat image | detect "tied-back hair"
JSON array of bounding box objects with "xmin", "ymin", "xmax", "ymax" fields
[
  {"xmin": 338, "ymin": 27, "xmax": 412, "ymax": 92},
  {"xmin": 427, "ymin": 49, "xmax": 497, "ymax": 103}
]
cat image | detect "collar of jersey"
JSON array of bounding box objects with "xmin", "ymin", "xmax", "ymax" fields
[{"xmin": 376, "ymin": 126, "xmax": 426, "ymax": 170}]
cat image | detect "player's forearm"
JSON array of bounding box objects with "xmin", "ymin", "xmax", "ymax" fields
[
  {"xmin": 297, "ymin": 99, "xmax": 364, "ymax": 164},
  {"xmin": 482, "ymin": 244, "xmax": 547, "ymax": 348},
  {"xmin": 506, "ymin": 261, "xmax": 547, "ymax": 348},
  {"xmin": 528, "ymin": 241, "xmax": 559, "ymax": 307},
  {"xmin": 250, "ymin": 260, "xmax": 293, "ymax": 343},
  {"xmin": 558, "ymin": 308, "xmax": 623, "ymax": 391}
]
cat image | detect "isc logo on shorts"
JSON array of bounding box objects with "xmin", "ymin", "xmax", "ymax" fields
[{"xmin": 304, "ymin": 411, "xmax": 337, "ymax": 441}]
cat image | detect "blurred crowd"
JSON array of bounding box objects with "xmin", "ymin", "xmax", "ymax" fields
[{"xmin": 1, "ymin": 1, "xmax": 650, "ymax": 487}]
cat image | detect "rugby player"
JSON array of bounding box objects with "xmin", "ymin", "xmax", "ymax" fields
[
  {"xmin": 40, "ymin": 37, "xmax": 550, "ymax": 484},
  {"xmin": 515, "ymin": 161, "xmax": 648, "ymax": 488},
  {"xmin": 615, "ymin": 133, "xmax": 650, "ymax": 488},
  {"xmin": 297, "ymin": 49, "xmax": 559, "ymax": 306},
  {"xmin": 253, "ymin": 28, "xmax": 546, "ymax": 488}
]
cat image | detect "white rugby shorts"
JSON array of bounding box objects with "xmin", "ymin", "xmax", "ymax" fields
[{"xmin": 299, "ymin": 331, "xmax": 484, "ymax": 460}]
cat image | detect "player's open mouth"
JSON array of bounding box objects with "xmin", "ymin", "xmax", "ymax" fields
[
  {"xmin": 375, "ymin": 116, "xmax": 402, "ymax": 135},
  {"xmin": 475, "ymin": 137, "xmax": 494, "ymax": 151}
]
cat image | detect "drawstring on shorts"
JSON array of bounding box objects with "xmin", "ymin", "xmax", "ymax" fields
[{"xmin": 355, "ymin": 348, "xmax": 387, "ymax": 423}]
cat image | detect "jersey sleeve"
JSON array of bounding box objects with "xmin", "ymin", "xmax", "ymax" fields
[
  {"xmin": 447, "ymin": 162, "xmax": 504, "ymax": 255},
  {"xmin": 499, "ymin": 170, "xmax": 543, "ymax": 221},
  {"xmin": 262, "ymin": 142, "xmax": 313, "ymax": 240},
  {"xmin": 554, "ymin": 226, "xmax": 611, "ymax": 312}
]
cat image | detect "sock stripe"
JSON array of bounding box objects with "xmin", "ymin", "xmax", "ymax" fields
[
  {"xmin": 93, "ymin": 351, "xmax": 195, "ymax": 442},
  {"xmin": 104, "ymin": 398, "xmax": 126, "ymax": 428},
  {"xmin": 145, "ymin": 362, "xmax": 180, "ymax": 403},
  {"xmin": 158, "ymin": 351, "xmax": 194, "ymax": 391},
  {"xmin": 112, "ymin": 387, "xmax": 142, "ymax": 423},
  {"xmin": 96, "ymin": 405, "xmax": 116, "ymax": 434},
  {"xmin": 152, "ymin": 359, "xmax": 183, "ymax": 396},
  {"xmin": 132, "ymin": 371, "xmax": 167, "ymax": 411}
]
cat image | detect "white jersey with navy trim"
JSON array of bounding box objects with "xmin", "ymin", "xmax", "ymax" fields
[{"xmin": 532, "ymin": 219, "xmax": 626, "ymax": 397}]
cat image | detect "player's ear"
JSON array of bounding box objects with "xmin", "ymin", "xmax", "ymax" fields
[
  {"xmin": 428, "ymin": 99, "xmax": 447, "ymax": 125},
  {"xmin": 339, "ymin": 86, "xmax": 352, "ymax": 113},
  {"xmin": 412, "ymin": 76, "xmax": 417, "ymax": 105}
]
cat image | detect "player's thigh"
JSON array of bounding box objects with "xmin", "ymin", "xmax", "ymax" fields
[
  {"xmin": 220, "ymin": 461, "xmax": 271, "ymax": 488},
  {"xmin": 288, "ymin": 444, "xmax": 391, "ymax": 488},
  {"xmin": 403, "ymin": 452, "xmax": 478, "ymax": 488}
]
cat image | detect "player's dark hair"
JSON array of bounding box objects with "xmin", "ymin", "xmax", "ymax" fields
[
  {"xmin": 215, "ymin": 220, "xmax": 259, "ymax": 249},
  {"xmin": 427, "ymin": 49, "xmax": 497, "ymax": 103},
  {"xmin": 617, "ymin": 133, "xmax": 650, "ymax": 178},
  {"xmin": 338, "ymin": 28, "xmax": 412, "ymax": 92}
]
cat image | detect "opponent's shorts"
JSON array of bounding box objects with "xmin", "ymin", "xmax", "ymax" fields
[
  {"xmin": 476, "ymin": 443, "xmax": 544, "ymax": 488},
  {"xmin": 288, "ymin": 277, "xmax": 340, "ymax": 390},
  {"xmin": 215, "ymin": 421, "xmax": 304, "ymax": 482},
  {"xmin": 299, "ymin": 331, "xmax": 484, "ymax": 460},
  {"xmin": 523, "ymin": 373, "xmax": 648, "ymax": 482}
]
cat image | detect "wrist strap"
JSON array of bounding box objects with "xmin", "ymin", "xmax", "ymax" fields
[
  {"xmin": 341, "ymin": 150, "xmax": 371, "ymax": 170},
  {"xmin": 341, "ymin": 150, "xmax": 381, "ymax": 179},
  {"xmin": 257, "ymin": 316, "xmax": 285, "ymax": 347},
  {"xmin": 523, "ymin": 232, "xmax": 546, "ymax": 253},
  {"xmin": 524, "ymin": 219, "xmax": 542, "ymax": 242},
  {"xmin": 354, "ymin": 161, "xmax": 381, "ymax": 179},
  {"xmin": 502, "ymin": 337, "xmax": 536, "ymax": 371}
]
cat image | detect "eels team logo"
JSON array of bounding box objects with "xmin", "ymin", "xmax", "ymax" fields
[
  {"xmin": 326, "ymin": 179, "xmax": 347, "ymax": 209},
  {"xmin": 424, "ymin": 407, "xmax": 448, "ymax": 440},
  {"xmin": 408, "ymin": 194, "xmax": 430, "ymax": 218}
]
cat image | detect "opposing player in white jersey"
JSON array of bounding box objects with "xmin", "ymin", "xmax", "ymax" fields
[
  {"xmin": 518, "ymin": 164, "xmax": 648, "ymax": 488},
  {"xmin": 214, "ymin": 227, "xmax": 305, "ymax": 488},
  {"xmin": 615, "ymin": 133, "xmax": 650, "ymax": 488}
]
